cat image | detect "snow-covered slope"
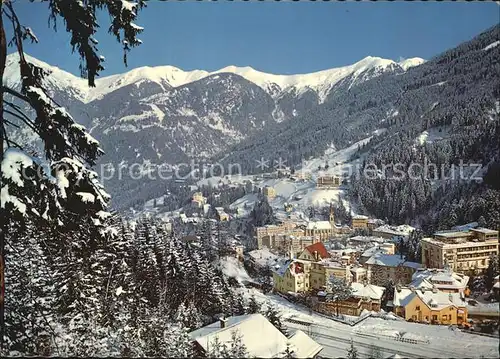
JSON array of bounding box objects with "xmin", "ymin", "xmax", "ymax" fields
[
  {"xmin": 214, "ymin": 56, "xmax": 403, "ymax": 102},
  {"xmin": 4, "ymin": 53, "xmax": 424, "ymax": 104},
  {"xmin": 4, "ymin": 53, "xmax": 90, "ymax": 102},
  {"xmin": 398, "ymin": 57, "xmax": 426, "ymax": 71}
]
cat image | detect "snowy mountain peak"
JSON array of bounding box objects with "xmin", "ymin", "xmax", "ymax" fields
[
  {"xmin": 4, "ymin": 52, "xmax": 425, "ymax": 104},
  {"xmin": 398, "ymin": 57, "xmax": 426, "ymax": 70}
]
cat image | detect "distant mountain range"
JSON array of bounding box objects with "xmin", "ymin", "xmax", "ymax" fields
[{"xmin": 3, "ymin": 25, "xmax": 499, "ymax": 216}]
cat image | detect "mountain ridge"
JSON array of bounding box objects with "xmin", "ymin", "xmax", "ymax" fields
[{"xmin": 4, "ymin": 52, "xmax": 425, "ymax": 104}]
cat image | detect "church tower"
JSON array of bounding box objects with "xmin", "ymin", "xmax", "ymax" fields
[{"xmin": 329, "ymin": 202, "xmax": 335, "ymax": 225}]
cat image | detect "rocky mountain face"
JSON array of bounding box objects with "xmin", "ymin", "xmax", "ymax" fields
[{"xmin": 4, "ymin": 52, "xmax": 421, "ymax": 208}]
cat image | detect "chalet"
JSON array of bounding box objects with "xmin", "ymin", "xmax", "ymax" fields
[
  {"xmin": 410, "ymin": 268, "xmax": 470, "ymax": 295},
  {"xmin": 314, "ymin": 282, "xmax": 385, "ymax": 316}
]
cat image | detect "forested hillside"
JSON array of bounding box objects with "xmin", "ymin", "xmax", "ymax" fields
[{"xmin": 219, "ymin": 25, "xmax": 500, "ymax": 231}]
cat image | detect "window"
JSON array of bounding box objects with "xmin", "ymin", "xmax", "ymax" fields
[
  {"xmin": 432, "ymin": 315, "xmax": 438, "ymax": 321},
  {"xmin": 416, "ymin": 306, "xmax": 420, "ymax": 311},
  {"xmin": 442, "ymin": 315, "xmax": 448, "ymax": 321}
]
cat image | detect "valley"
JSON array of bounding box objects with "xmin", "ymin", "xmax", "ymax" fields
[{"xmin": 2, "ymin": 2, "xmax": 499, "ymax": 357}]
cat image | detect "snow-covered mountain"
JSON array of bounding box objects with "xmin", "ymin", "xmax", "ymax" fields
[
  {"xmin": 3, "ymin": 51, "xmax": 425, "ymax": 208},
  {"xmin": 4, "ymin": 52, "xmax": 425, "ymax": 104}
]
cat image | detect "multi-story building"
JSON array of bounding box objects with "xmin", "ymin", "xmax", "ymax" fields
[
  {"xmin": 316, "ymin": 176, "xmax": 341, "ymax": 188},
  {"xmin": 410, "ymin": 268, "xmax": 470, "ymax": 295},
  {"xmin": 255, "ymin": 221, "xmax": 306, "ymax": 250},
  {"xmin": 352, "ymin": 215, "xmax": 369, "ymax": 230},
  {"xmin": 304, "ymin": 221, "xmax": 334, "ymax": 241},
  {"xmin": 421, "ymin": 228, "xmax": 499, "ymax": 274},
  {"xmin": 392, "ymin": 286, "xmax": 468, "ymax": 325},
  {"xmin": 273, "ymin": 260, "xmax": 312, "ymax": 293},
  {"xmin": 298, "ymin": 242, "xmax": 331, "ymax": 262},
  {"xmin": 310, "ymin": 259, "xmax": 352, "ymax": 290},
  {"xmin": 365, "ymin": 253, "xmax": 421, "ymax": 286},
  {"xmin": 263, "ymin": 234, "xmax": 320, "ymax": 255}
]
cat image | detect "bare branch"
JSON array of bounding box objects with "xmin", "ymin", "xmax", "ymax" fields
[
  {"xmin": 4, "ymin": 108, "xmax": 39, "ymax": 134},
  {"xmin": 2, "ymin": 86, "xmax": 30, "ymax": 103}
]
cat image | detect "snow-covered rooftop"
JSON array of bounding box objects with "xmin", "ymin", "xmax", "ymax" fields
[
  {"xmin": 351, "ymin": 282, "xmax": 386, "ymax": 300},
  {"xmin": 189, "ymin": 314, "xmax": 287, "ymax": 358},
  {"xmin": 393, "ymin": 287, "xmax": 466, "ymax": 310},
  {"xmin": 248, "ymin": 248, "xmax": 279, "ymax": 268},
  {"xmin": 288, "ymin": 330, "xmax": 323, "ymax": 358},
  {"xmin": 411, "ymin": 268, "xmax": 469, "ymax": 290},
  {"xmin": 306, "ymin": 221, "xmax": 332, "ymax": 230},
  {"xmin": 365, "ymin": 253, "xmax": 421, "ymax": 269},
  {"xmin": 189, "ymin": 314, "xmax": 322, "ymax": 358},
  {"xmin": 373, "ymin": 224, "xmax": 415, "ymax": 237}
]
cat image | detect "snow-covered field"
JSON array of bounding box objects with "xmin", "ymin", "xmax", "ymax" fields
[{"xmin": 218, "ymin": 257, "xmax": 252, "ymax": 284}]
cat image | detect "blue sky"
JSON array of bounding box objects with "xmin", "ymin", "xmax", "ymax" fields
[{"xmin": 8, "ymin": 1, "xmax": 499, "ymax": 76}]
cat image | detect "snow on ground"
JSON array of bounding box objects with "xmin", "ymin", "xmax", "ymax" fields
[
  {"xmin": 218, "ymin": 257, "xmax": 252, "ymax": 284},
  {"xmin": 353, "ymin": 317, "xmax": 499, "ymax": 357},
  {"xmin": 416, "ymin": 126, "xmax": 451, "ymax": 146},
  {"xmin": 301, "ymin": 137, "xmax": 373, "ymax": 177},
  {"xmin": 230, "ymin": 193, "xmax": 259, "ymax": 217},
  {"xmin": 466, "ymin": 300, "xmax": 500, "ymax": 314},
  {"xmin": 241, "ymin": 289, "xmax": 499, "ymax": 358},
  {"xmin": 483, "ymin": 40, "xmax": 500, "ymax": 51}
]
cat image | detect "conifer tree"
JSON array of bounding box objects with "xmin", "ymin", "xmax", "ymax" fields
[
  {"xmin": 1, "ymin": 0, "xmax": 146, "ymax": 348},
  {"xmin": 247, "ymin": 295, "xmax": 261, "ymax": 314},
  {"xmin": 264, "ymin": 304, "xmax": 288, "ymax": 336},
  {"xmin": 347, "ymin": 340, "xmax": 358, "ymax": 359}
]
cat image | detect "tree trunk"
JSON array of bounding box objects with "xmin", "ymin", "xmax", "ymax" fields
[{"xmin": 0, "ymin": 1, "xmax": 7, "ymax": 350}]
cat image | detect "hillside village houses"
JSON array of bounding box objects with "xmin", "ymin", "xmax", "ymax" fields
[{"xmin": 249, "ymin": 199, "xmax": 496, "ymax": 324}]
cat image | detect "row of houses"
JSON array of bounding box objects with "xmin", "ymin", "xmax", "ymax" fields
[{"xmin": 270, "ymin": 238, "xmax": 481, "ymax": 326}]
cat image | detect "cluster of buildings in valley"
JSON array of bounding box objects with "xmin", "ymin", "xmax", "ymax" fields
[{"xmin": 254, "ymin": 216, "xmax": 499, "ymax": 327}]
